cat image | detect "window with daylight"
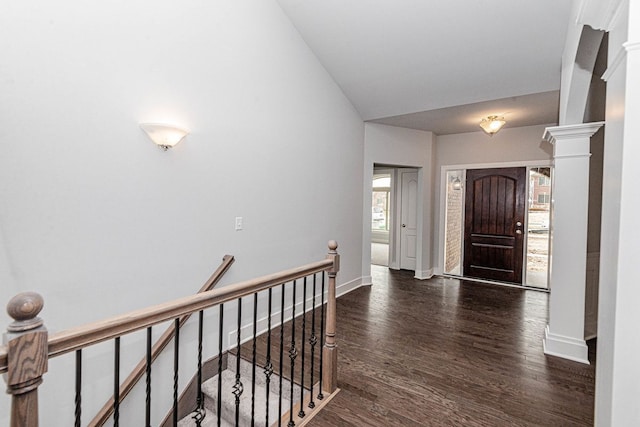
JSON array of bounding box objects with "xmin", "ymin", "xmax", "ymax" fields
[
  {"xmin": 526, "ymin": 167, "xmax": 552, "ymax": 288},
  {"xmin": 372, "ymin": 175, "xmax": 391, "ymax": 231},
  {"xmin": 537, "ymin": 193, "xmax": 550, "ymax": 204}
]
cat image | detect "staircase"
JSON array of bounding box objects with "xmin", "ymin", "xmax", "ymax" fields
[{"xmin": 178, "ymin": 354, "xmax": 304, "ymax": 427}]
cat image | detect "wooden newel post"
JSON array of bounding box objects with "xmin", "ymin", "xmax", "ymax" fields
[
  {"xmin": 4, "ymin": 292, "xmax": 48, "ymax": 427},
  {"xmin": 322, "ymin": 240, "xmax": 339, "ymax": 394}
]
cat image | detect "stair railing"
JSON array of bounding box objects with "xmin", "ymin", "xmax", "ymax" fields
[
  {"xmin": 90, "ymin": 254, "xmax": 235, "ymax": 426},
  {"xmin": 1, "ymin": 241, "xmax": 340, "ymax": 427}
]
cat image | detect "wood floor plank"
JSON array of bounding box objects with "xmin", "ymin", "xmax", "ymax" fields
[{"xmin": 307, "ymin": 266, "xmax": 595, "ymax": 426}]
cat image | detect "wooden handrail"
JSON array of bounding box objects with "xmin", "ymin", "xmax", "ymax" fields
[
  {"xmin": 89, "ymin": 254, "xmax": 235, "ymax": 426},
  {"xmin": 1, "ymin": 255, "xmax": 235, "ymax": 375},
  {"xmin": 46, "ymin": 259, "xmax": 332, "ymax": 359},
  {"xmin": 0, "ymin": 258, "xmax": 333, "ymax": 375}
]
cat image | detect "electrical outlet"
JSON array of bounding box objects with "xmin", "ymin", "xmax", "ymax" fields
[{"xmin": 235, "ymin": 216, "xmax": 243, "ymax": 231}]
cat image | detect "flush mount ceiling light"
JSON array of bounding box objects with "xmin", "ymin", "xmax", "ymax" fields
[
  {"xmin": 140, "ymin": 123, "xmax": 189, "ymax": 151},
  {"xmin": 479, "ymin": 115, "xmax": 506, "ymax": 136}
]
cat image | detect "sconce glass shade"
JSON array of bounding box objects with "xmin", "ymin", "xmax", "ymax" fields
[
  {"xmin": 452, "ymin": 176, "xmax": 462, "ymax": 190},
  {"xmin": 479, "ymin": 116, "xmax": 506, "ymax": 136},
  {"xmin": 140, "ymin": 123, "xmax": 189, "ymax": 151}
]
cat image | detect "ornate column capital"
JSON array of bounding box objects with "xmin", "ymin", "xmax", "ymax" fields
[
  {"xmin": 544, "ymin": 122, "xmax": 605, "ymax": 144},
  {"xmin": 544, "ymin": 122, "xmax": 604, "ymax": 159}
]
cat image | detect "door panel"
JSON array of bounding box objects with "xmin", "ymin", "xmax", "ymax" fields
[
  {"xmin": 400, "ymin": 171, "xmax": 418, "ymax": 270},
  {"xmin": 464, "ymin": 167, "xmax": 526, "ymax": 283}
]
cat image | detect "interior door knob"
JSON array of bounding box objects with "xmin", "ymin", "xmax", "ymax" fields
[
  {"xmin": 402, "ymin": 224, "xmax": 406, "ymax": 228},
  {"xmin": 515, "ymin": 229, "xmax": 522, "ymax": 234},
  {"xmin": 516, "ymin": 221, "xmax": 522, "ymax": 227}
]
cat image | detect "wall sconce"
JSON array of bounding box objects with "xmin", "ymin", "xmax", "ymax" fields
[
  {"xmin": 451, "ymin": 176, "xmax": 462, "ymax": 190},
  {"xmin": 449, "ymin": 174, "xmax": 463, "ymax": 190},
  {"xmin": 479, "ymin": 115, "xmax": 506, "ymax": 136},
  {"xmin": 140, "ymin": 123, "xmax": 189, "ymax": 151}
]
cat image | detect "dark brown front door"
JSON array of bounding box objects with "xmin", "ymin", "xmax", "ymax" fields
[{"xmin": 463, "ymin": 167, "xmax": 526, "ymax": 284}]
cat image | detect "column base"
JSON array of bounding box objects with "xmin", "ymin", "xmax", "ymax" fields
[{"xmin": 542, "ymin": 325, "xmax": 590, "ymax": 364}]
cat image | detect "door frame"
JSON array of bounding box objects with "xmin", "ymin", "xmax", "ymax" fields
[
  {"xmin": 437, "ymin": 160, "xmax": 553, "ymax": 283},
  {"xmin": 366, "ymin": 165, "xmax": 422, "ymax": 273},
  {"xmin": 396, "ymin": 168, "xmax": 419, "ymax": 271}
]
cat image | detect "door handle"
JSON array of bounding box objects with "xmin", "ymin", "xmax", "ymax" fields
[
  {"xmin": 515, "ymin": 229, "xmax": 522, "ymax": 234},
  {"xmin": 402, "ymin": 224, "xmax": 406, "ymax": 228},
  {"xmin": 516, "ymin": 221, "xmax": 522, "ymax": 227}
]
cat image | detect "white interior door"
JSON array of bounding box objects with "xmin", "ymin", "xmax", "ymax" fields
[{"xmin": 400, "ymin": 170, "xmax": 418, "ymax": 270}]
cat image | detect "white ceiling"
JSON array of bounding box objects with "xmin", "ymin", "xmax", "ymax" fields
[
  {"xmin": 371, "ymin": 90, "xmax": 560, "ymax": 135},
  {"xmin": 276, "ymin": 0, "xmax": 573, "ymax": 135}
]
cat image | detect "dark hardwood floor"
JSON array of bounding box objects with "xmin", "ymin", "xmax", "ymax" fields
[{"xmin": 307, "ymin": 266, "xmax": 595, "ymax": 426}]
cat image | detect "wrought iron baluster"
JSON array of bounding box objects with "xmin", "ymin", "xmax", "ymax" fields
[
  {"xmin": 233, "ymin": 298, "xmax": 244, "ymax": 427},
  {"xmin": 318, "ymin": 272, "xmax": 325, "ymax": 400},
  {"xmin": 217, "ymin": 304, "xmax": 224, "ymax": 427},
  {"xmin": 146, "ymin": 327, "xmax": 152, "ymax": 427},
  {"xmin": 264, "ymin": 287, "xmax": 274, "ymax": 426},
  {"xmin": 173, "ymin": 318, "xmax": 180, "ymax": 427},
  {"xmin": 308, "ymin": 273, "xmax": 317, "ymax": 409},
  {"xmin": 298, "ymin": 277, "xmax": 307, "ymax": 418},
  {"xmin": 278, "ymin": 283, "xmax": 285, "ymax": 427},
  {"xmin": 251, "ymin": 293, "xmax": 258, "ymax": 426},
  {"xmin": 114, "ymin": 337, "xmax": 120, "ymax": 427},
  {"xmin": 75, "ymin": 349, "xmax": 82, "ymax": 427},
  {"xmin": 288, "ymin": 279, "xmax": 298, "ymax": 427},
  {"xmin": 192, "ymin": 311, "xmax": 205, "ymax": 426}
]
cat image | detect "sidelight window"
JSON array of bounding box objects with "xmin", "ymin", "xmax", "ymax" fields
[
  {"xmin": 443, "ymin": 170, "xmax": 464, "ymax": 276},
  {"xmin": 526, "ymin": 167, "xmax": 552, "ymax": 288}
]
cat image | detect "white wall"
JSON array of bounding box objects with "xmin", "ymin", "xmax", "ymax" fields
[
  {"xmin": 559, "ymin": 0, "xmax": 586, "ymax": 125},
  {"xmin": 584, "ymin": 35, "xmax": 607, "ymax": 340},
  {"xmin": 593, "ymin": 0, "xmax": 640, "ymax": 424},
  {"xmin": 432, "ymin": 124, "xmax": 554, "ymax": 273},
  {"xmin": 0, "ymin": 1, "xmax": 364, "ymax": 425},
  {"xmin": 585, "ymin": 37, "xmax": 607, "ymax": 254},
  {"xmin": 435, "ymin": 124, "xmax": 554, "ymax": 167},
  {"xmin": 363, "ymin": 123, "xmax": 435, "ymax": 281}
]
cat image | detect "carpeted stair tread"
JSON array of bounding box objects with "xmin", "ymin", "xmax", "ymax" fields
[
  {"xmin": 227, "ymin": 354, "xmax": 303, "ymax": 400},
  {"xmin": 180, "ymin": 355, "xmax": 308, "ymax": 426},
  {"xmin": 201, "ymin": 369, "xmax": 291, "ymax": 427}
]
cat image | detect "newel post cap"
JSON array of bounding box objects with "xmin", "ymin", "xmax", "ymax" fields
[
  {"xmin": 7, "ymin": 292, "xmax": 44, "ymax": 333},
  {"xmin": 327, "ymin": 240, "xmax": 340, "ymax": 274}
]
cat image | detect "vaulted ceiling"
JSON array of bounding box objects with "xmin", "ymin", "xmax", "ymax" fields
[{"xmin": 276, "ymin": 0, "xmax": 574, "ymax": 135}]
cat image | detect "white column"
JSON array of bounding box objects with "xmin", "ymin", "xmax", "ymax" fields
[
  {"xmin": 598, "ymin": 3, "xmax": 640, "ymax": 422},
  {"xmin": 542, "ymin": 122, "xmax": 603, "ymax": 364}
]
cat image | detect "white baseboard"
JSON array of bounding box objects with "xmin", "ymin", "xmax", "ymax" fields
[
  {"xmin": 337, "ymin": 276, "xmax": 364, "ymax": 297},
  {"xmin": 361, "ymin": 275, "xmax": 373, "ymax": 286},
  {"xmin": 228, "ymin": 276, "xmax": 366, "ymax": 347},
  {"xmin": 414, "ymin": 269, "xmax": 434, "ymax": 280},
  {"xmin": 543, "ymin": 325, "xmax": 590, "ymax": 364}
]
